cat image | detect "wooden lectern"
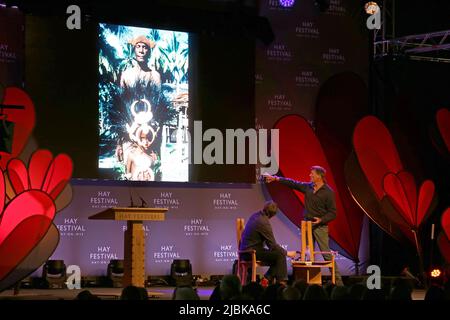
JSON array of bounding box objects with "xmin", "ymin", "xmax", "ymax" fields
[{"xmin": 89, "ymin": 207, "xmax": 168, "ymax": 288}]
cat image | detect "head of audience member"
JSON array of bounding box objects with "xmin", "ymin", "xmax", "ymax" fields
[
  {"xmin": 330, "ymin": 285, "xmax": 350, "ymax": 300},
  {"xmin": 261, "ymin": 283, "xmax": 284, "ymax": 300},
  {"xmin": 120, "ymin": 285, "xmax": 144, "ymax": 300},
  {"xmin": 444, "ymin": 280, "xmax": 450, "ymax": 300},
  {"xmin": 389, "ymin": 278, "xmax": 413, "ymax": 301},
  {"xmin": 293, "ymin": 279, "xmax": 309, "ymax": 298},
  {"xmin": 138, "ymin": 287, "xmax": 149, "ymax": 300},
  {"xmin": 324, "ymin": 282, "xmax": 336, "ymax": 299},
  {"xmin": 361, "ymin": 288, "xmax": 386, "ymax": 301},
  {"xmin": 75, "ymin": 290, "xmax": 100, "ymax": 300},
  {"xmin": 209, "ymin": 283, "xmax": 222, "ymax": 300},
  {"xmin": 242, "ymin": 282, "xmax": 264, "ymax": 300},
  {"xmin": 282, "ymin": 286, "xmax": 302, "ymax": 300},
  {"xmin": 303, "ymin": 284, "xmax": 329, "ymax": 300},
  {"xmin": 348, "ymin": 283, "xmax": 366, "ymax": 300},
  {"xmin": 220, "ymin": 275, "xmax": 242, "ymax": 300},
  {"xmin": 425, "ymin": 285, "xmax": 445, "ymax": 301},
  {"xmin": 172, "ymin": 286, "xmax": 200, "ymax": 300}
]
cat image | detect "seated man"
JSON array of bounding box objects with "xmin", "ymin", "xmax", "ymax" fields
[{"xmin": 239, "ymin": 201, "xmax": 297, "ymax": 284}]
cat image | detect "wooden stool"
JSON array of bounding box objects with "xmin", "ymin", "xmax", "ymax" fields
[{"xmin": 292, "ymin": 221, "xmax": 336, "ymax": 285}]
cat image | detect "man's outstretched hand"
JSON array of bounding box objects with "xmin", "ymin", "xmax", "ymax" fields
[
  {"xmin": 262, "ymin": 173, "xmax": 279, "ymax": 183},
  {"xmin": 287, "ymin": 251, "xmax": 297, "ymax": 258}
]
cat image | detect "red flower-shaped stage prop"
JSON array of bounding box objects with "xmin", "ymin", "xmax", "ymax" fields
[
  {"xmin": 430, "ymin": 108, "xmax": 450, "ymax": 158},
  {"xmin": 346, "ymin": 116, "xmax": 437, "ymax": 270},
  {"xmin": 0, "ymin": 87, "xmax": 73, "ymax": 292}
]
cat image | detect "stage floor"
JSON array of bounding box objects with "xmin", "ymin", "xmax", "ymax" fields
[{"xmin": 0, "ymin": 287, "xmax": 426, "ymax": 300}]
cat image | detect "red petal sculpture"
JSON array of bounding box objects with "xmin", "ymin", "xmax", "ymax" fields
[
  {"xmin": 353, "ymin": 116, "xmax": 403, "ymax": 199},
  {"xmin": 436, "ymin": 108, "xmax": 450, "ymax": 152},
  {"xmin": 383, "ymin": 172, "xmax": 416, "ymax": 227},
  {"xmin": 351, "ymin": 116, "xmax": 436, "ymax": 245},
  {"xmin": 0, "ymin": 191, "xmax": 55, "ymax": 279},
  {"xmin": 441, "ymin": 207, "xmax": 450, "ymax": 241},
  {"xmin": 0, "ymin": 149, "xmax": 73, "ymax": 289},
  {"xmin": 6, "ymin": 159, "xmax": 29, "ymax": 195},
  {"xmin": 28, "ymin": 149, "xmax": 53, "ymax": 190}
]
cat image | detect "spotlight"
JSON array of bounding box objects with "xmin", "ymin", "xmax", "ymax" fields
[
  {"xmin": 42, "ymin": 260, "xmax": 67, "ymax": 289},
  {"xmin": 428, "ymin": 267, "xmax": 445, "ymax": 286},
  {"xmin": 170, "ymin": 259, "xmax": 193, "ymax": 287},
  {"xmin": 365, "ymin": 2, "xmax": 380, "ymax": 15},
  {"xmin": 430, "ymin": 268, "xmax": 442, "ymax": 278},
  {"xmin": 107, "ymin": 259, "xmax": 124, "ymax": 288},
  {"xmin": 279, "ymin": 0, "xmax": 295, "ymax": 7}
]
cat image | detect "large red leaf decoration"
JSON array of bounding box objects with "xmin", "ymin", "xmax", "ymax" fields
[
  {"xmin": 436, "ymin": 108, "xmax": 450, "ymax": 152},
  {"xmin": 351, "ymin": 116, "xmax": 436, "ymax": 244},
  {"xmin": 441, "ymin": 207, "xmax": 450, "ymax": 241},
  {"xmin": 416, "ymin": 180, "xmax": 435, "ymax": 227},
  {"xmin": 0, "ymin": 191, "xmax": 55, "ymax": 279},
  {"xmin": 383, "ymin": 172, "xmax": 416, "ymax": 227},
  {"xmin": 28, "ymin": 149, "xmax": 53, "ymax": 190},
  {"xmin": 265, "ymin": 181, "xmax": 305, "ymax": 227},
  {"xmin": 382, "ymin": 174, "xmax": 435, "ymax": 230},
  {"xmin": 345, "ymin": 151, "xmax": 409, "ymax": 243},
  {"xmin": 0, "ymin": 149, "xmax": 73, "ymax": 288},
  {"xmin": 0, "ymin": 224, "xmax": 59, "ymax": 292},
  {"xmin": 353, "ymin": 116, "xmax": 403, "ymax": 199},
  {"xmin": 0, "ymin": 87, "xmax": 35, "ymax": 170},
  {"xmin": 41, "ymin": 153, "xmax": 73, "ymax": 200},
  {"xmin": 268, "ymin": 114, "xmax": 362, "ymax": 260},
  {"xmin": 6, "ymin": 158, "xmax": 29, "ymax": 195},
  {"xmin": 0, "ymin": 190, "xmax": 55, "ymax": 247}
]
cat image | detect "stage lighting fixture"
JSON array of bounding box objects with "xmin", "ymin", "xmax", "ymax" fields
[
  {"xmin": 365, "ymin": 2, "xmax": 379, "ymax": 15},
  {"xmin": 279, "ymin": 0, "xmax": 295, "ymax": 7},
  {"xmin": 107, "ymin": 259, "xmax": 124, "ymax": 288},
  {"xmin": 42, "ymin": 260, "xmax": 67, "ymax": 289},
  {"xmin": 170, "ymin": 259, "xmax": 193, "ymax": 287},
  {"xmin": 430, "ymin": 268, "xmax": 442, "ymax": 278}
]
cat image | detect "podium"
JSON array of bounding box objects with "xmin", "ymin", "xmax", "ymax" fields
[{"xmin": 89, "ymin": 207, "xmax": 168, "ymax": 287}]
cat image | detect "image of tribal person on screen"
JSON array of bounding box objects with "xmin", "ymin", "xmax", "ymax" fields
[{"xmin": 99, "ymin": 23, "xmax": 189, "ymax": 182}]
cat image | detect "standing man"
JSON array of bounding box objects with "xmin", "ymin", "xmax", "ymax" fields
[
  {"xmin": 263, "ymin": 166, "xmax": 344, "ymax": 286},
  {"xmin": 239, "ymin": 201, "xmax": 297, "ymax": 285}
]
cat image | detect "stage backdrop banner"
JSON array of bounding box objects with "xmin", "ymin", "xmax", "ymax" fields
[
  {"xmin": 44, "ymin": 180, "xmax": 369, "ymax": 278},
  {"xmin": 0, "ymin": 7, "xmax": 24, "ymax": 87}
]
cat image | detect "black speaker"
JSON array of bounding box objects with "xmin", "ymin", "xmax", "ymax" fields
[{"xmin": 170, "ymin": 259, "xmax": 193, "ymax": 287}]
